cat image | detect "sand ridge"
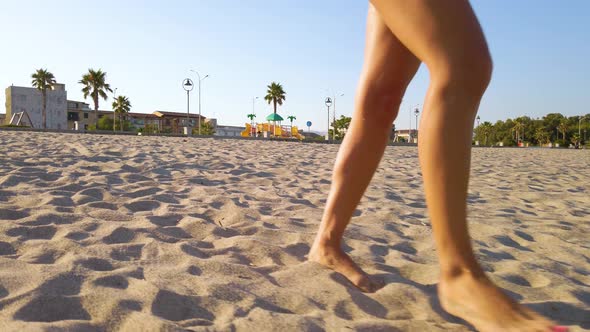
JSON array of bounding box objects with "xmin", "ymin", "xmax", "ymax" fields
[{"xmin": 0, "ymin": 131, "xmax": 588, "ymax": 331}]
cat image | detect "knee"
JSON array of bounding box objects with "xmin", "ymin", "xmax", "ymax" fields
[
  {"xmin": 431, "ymin": 51, "xmax": 493, "ymax": 101},
  {"xmin": 356, "ymin": 80, "xmax": 406, "ymax": 129}
]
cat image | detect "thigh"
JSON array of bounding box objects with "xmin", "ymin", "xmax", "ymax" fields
[
  {"xmin": 359, "ymin": 4, "xmax": 421, "ymax": 96},
  {"xmin": 369, "ymin": 0, "xmax": 491, "ymax": 78}
]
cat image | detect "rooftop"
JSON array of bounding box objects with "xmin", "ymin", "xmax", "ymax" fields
[{"xmin": 153, "ymin": 111, "xmax": 206, "ymax": 118}]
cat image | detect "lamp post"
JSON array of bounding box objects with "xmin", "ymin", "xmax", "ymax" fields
[
  {"xmin": 325, "ymin": 97, "xmax": 333, "ymax": 141},
  {"xmin": 112, "ymin": 88, "xmax": 118, "ymax": 132},
  {"xmin": 190, "ymin": 70, "xmax": 209, "ymax": 135},
  {"xmin": 579, "ymin": 116, "xmax": 587, "ymax": 139},
  {"xmin": 414, "ymin": 107, "xmax": 420, "ymax": 143},
  {"xmin": 251, "ymin": 97, "xmax": 259, "ymax": 136},
  {"xmin": 409, "ymin": 104, "xmax": 419, "ymax": 143},
  {"xmin": 332, "ymin": 93, "xmax": 344, "ymax": 141},
  {"xmin": 182, "ymin": 78, "xmax": 194, "ymax": 135},
  {"xmin": 252, "ymin": 96, "xmax": 258, "ymax": 116}
]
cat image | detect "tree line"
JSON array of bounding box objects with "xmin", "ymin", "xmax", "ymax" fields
[
  {"xmin": 474, "ymin": 113, "xmax": 589, "ymax": 147},
  {"xmin": 320, "ymin": 113, "xmax": 589, "ymax": 148}
]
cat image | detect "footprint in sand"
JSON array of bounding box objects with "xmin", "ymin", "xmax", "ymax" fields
[
  {"xmin": 6, "ymin": 226, "xmax": 57, "ymax": 241},
  {"xmin": 76, "ymin": 258, "xmax": 115, "ymax": 271},
  {"xmin": 0, "ymin": 208, "xmax": 29, "ymax": 220},
  {"xmin": 147, "ymin": 214, "xmax": 183, "ymax": 227},
  {"xmin": 19, "ymin": 249, "xmax": 62, "ymax": 264},
  {"xmin": 151, "ymin": 290, "xmax": 214, "ymax": 322},
  {"xmin": 14, "ymin": 273, "xmax": 90, "ymax": 322},
  {"xmin": 93, "ymin": 275, "xmax": 129, "ymax": 289},
  {"xmin": 188, "ymin": 265, "xmax": 202, "ymax": 276},
  {"xmin": 65, "ymin": 231, "xmax": 90, "ymax": 241},
  {"xmin": 110, "ymin": 244, "xmax": 144, "ymax": 261},
  {"xmin": 514, "ymin": 230, "xmax": 535, "ymax": 242},
  {"xmin": 0, "ymin": 241, "xmax": 16, "ymax": 255},
  {"xmin": 103, "ymin": 227, "xmax": 136, "ymax": 244},
  {"xmin": 124, "ymin": 200, "xmax": 161, "ymax": 212}
]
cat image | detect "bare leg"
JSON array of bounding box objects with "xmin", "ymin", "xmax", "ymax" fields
[
  {"xmin": 309, "ymin": 5, "xmax": 420, "ymax": 293},
  {"xmin": 368, "ymin": 0, "xmax": 558, "ymax": 330}
]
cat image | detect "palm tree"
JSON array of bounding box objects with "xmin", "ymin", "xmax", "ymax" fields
[
  {"xmin": 247, "ymin": 113, "xmax": 256, "ymax": 136},
  {"xmin": 512, "ymin": 121, "xmax": 524, "ymax": 144},
  {"xmin": 264, "ymin": 82, "xmax": 286, "ymax": 114},
  {"xmin": 287, "ymin": 115, "xmax": 296, "ymax": 137},
  {"xmin": 570, "ymin": 133, "xmax": 581, "ymax": 148},
  {"xmin": 31, "ymin": 69, "xmax": 56, "ymax": 129},
  {"xmin": 79, "ymin": 69, "xmax": 113, "ymax": 128},
  {"xmin": 558, "ymin": 121, "xmax": 568, "ymax": 140},
  {"xmin": 480, "ymin": 121, "xmax": 493, "ymax": 146},
  {"xmin": 535, "ymin": 128, "xmax": 550, "ymax": 146},
  {"xmin": 112, "ymin": 96, "xmax": 131, "ymax": 131}
]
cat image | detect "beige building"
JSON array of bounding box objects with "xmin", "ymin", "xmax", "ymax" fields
[
  {"xmin": 5, "ymin": 84, "xmax": 68, "ymax": 129},
  {"xmin": 152, "ymin": 111, "xmax": 206, "ymax": 135},
  {"xmin": 394, "ymin": 129, "xmax": 418, "ymax": 143},
  {"xmin": 66, "ymin": 100, "xmax": 95, "ymax": 130}
]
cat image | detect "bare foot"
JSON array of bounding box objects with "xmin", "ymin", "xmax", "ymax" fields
[
  {"xmin": 308, "ymin": 242, "xmax": 384, "ymax": 293},
  {"xmin": 439, "ymin": 270, "xmax": 564, "ymax": 332}
]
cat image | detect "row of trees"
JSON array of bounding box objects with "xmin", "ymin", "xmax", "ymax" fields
[
  {"xmin": 31, "ymin": 68, "xmax": 129, "ymax": 131},
  {"xmin": 320, "ymin": 113, "xmax": 589, "ymax": 147},
  {"xmin": 474, "ymin": 113, "xmax": 589, "ymax": 147}
]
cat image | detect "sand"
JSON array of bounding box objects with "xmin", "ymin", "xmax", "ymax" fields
[{"xmin": 0, "ymin": 130, "xmax": 587, "ymax": 331}]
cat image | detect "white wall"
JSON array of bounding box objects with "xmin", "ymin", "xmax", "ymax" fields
[{"xmin": 7, "ymin": 86, "xmax": 67, "ymax": 130}]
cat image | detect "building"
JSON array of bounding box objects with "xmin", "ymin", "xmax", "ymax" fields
[
  {"xmin": 126, "ymin": 112, "xmax": 161, "ymax": 132},
  {"xmin": 5, "ymin": 84, "xmax": 67, "ymax": 129},
  {"xmin": 4, "ymin": 84, "xmax": 217, "ymax": 134},
  {"xmin": 394, "ymin": 129, "xmax": 418, "ymax": 143},
  {"xmin": 215, "ymin": 125, "xmax": 246, "ymax": 137},
  {"xmin": 66, "ymin": 100, "xmax": 94, "ymax": 130},
  {"xmin": 152, "ymin": 111, "xmax": 206, "ymax": 135}
]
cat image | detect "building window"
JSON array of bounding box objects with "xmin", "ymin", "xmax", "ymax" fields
[
  {"xmin": 67, "ymin": 112, "xmax": 80, "ymax": 121},
  {"xmin": 84, "ymin": 113, "xmax": 89, "ymax": 119},
  {"xmin": 84, "ymin": 124, "xmax": 89, "ymax": 130}
]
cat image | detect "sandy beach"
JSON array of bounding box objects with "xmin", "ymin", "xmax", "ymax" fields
[{"xmin": 0, "ymin": 130, "xmax": 587, "ymax": 331}]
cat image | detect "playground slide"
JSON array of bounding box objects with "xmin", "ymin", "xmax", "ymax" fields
[
  {"xmin": 291, "ymin": 126, "xmax": 304, "ymax": 140},
  {"xmin": 242, "ymin": 123, "xmax": 304, "ymax": 139},
  {"xmin": 241, "ymin": 123, "xmax": 252, "ymax": 137}
]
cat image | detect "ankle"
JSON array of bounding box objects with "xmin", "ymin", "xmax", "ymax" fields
[
  {"xmin": 312, "ymin": 229, "xmax": 343, "ymax": 248},
  {"xmin": 440, "ymin": 262, "xmax": 485, "ymax": 282}
]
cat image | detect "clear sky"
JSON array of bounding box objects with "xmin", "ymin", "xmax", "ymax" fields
[{"xmin": 1, "ymin": 1, "xmax": 588, "ymax": 132}]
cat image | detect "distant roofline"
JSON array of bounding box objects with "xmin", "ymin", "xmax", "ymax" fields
[
  {"xmin": 153, "ymin": 110, "xmax": 205, "ymax": 117},
  {"xmin": 216, "ymin": 125, "xmax": 245, "ymax": 129},
  {"xmin": 7, "ymin": 84, "xmax": 66, "ymax": 91}
]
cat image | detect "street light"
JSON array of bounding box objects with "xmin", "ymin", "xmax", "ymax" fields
[
  {"xmin": 332, "ymin": 93, "xmax": 344, "ymax": 141},
  {"xmin": 252, "ymin": 96, "xmax": 259, "ymax": 116},
  {"xmin": 408, "ymin": 104, "xmax": 419, "ymax": 142},
  {"xmin": 190, "ymin": 70, "xmax": 209, "ymax": 135},
  {"xmin": 112, "ymin": 88, "xmax": 118, "ymax": 132},
  {"xmin": 325, "ymin": 97, "xmax": 333, "ymax": 141},
  {"xmin": 579, "ymin": 116, "xmax": 587, "ymax": 140},
  {"xmin": 182, "ymin": 78, "xmax": 194, "ymax": 135},
  {"xmin": 414, "ymin": 107, "xmax": 420, "ymax": 143}
]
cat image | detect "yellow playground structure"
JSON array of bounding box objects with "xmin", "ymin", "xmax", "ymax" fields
[{"xmin": 241, "ymin": 123, "xmax": 304, "ymax": 140}]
